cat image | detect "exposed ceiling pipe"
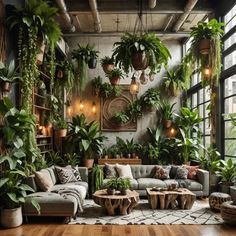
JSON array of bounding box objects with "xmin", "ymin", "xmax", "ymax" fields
[
  {"xmin": 89, "ymin": 0, "xmax": 102, "ymax": 33},
  {"xmin": 148, "ymin": 0, "xmax": 157, "ymax": 9},
  {"xmin": 173, "ymin": 0, "xmax": 198, "ymax": 32},
  {"xmin": 55, "ymin": 0, "xmax": 75, "ymax": 32},
  {"xmin": 164, "ymin": 14, "xmax": 174, "ymax": 31}
]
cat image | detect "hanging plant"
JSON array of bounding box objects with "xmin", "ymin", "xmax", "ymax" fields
[{"xmin": 112, "ymin": 33, "xmax": 171, "ymax": 74}]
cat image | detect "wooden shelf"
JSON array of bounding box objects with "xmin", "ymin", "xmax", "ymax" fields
[
  {"xmin": 36, "ymin": 135, "xmax": 52, "ymax": 139},
  {"xmin": 37, "ymin": 143, "xmax": 52, "ymax": 147},
  {"xmin": 34, "ymin": 104, "xmax": 51, "ymax": 111},
  {"xmin": 98, "ymin": 158, "xmax": 142, "ymax": 165}
]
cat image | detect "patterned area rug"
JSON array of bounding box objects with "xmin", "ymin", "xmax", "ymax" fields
[{"xmin": 69, "ymin": 199, "xmax": 224, "ymax": 225}]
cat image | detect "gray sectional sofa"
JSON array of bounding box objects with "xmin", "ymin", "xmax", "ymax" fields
[
  {"xmin": 102, "ymin": 165, "xmax": 209, "ymax": 197},
  {"xmin": 23, "ymin": 166, "xmax": 88, "ymax": 217}
]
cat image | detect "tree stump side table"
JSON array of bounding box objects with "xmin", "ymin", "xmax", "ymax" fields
[
  {"xmin": 221, "ymin": 201, "xmax": 236, "ymax": 225},
  {"xmin": 209, "ymin": 192, "xmax": 231, "ymax": 212},
  {"xmin": 93, "ymin": 189, "xmax": 140, "ymax": 216},
  {"xmin": 146, "ymin": 188, "xmax": 196, "ymax": 210}
]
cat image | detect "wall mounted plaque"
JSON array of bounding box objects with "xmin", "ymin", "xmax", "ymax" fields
[{"xmin": 101, "ymin": 85, "xmax": 137, "ymax": 131}]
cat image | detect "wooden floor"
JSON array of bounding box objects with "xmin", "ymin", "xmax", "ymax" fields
[{"xmin": 1, "ymin": 224, "xmax": 236, "ymax": 236}]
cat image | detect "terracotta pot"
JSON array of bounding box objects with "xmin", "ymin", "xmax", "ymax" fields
[
  {"xmin": 55, "ymin": 128, "xmax": 67, "ymax": 138},
  {"xmin": 1, "ymin": 207, "xmax": 23, "ymax": 228},
  {"xmin": 1, "ymin": 82, "xmax": 11, "ymax": 92},
  {"xmin": 109, "ymin": 76, "xmax": 120, "ymax": 85},
  {"xmin": 84, "ymin": 159, "xmax": 94, "ymax": 168},
  {"xmin": 131, "ymin": 52, "xmax": 149, "ymax": 71},
  {"xmin": 163, "ymin": 120, "xmax": 172, "ymax": 128},
  {"xmin": 199, "ymin": 38, "xmax": 210, "ymax": 55},
  {"xmin": 88, "ymin": 58, "xmax": 97, "ymax": 69},
  {"xmin": 102, "ymin": 64, "xmax": 115, "ymax": 74}
]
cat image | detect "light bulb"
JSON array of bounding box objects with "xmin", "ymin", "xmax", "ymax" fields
[
  {"xmin": 203, "ymin": 66, "xmax": 212, "ymax": 78},
  {"xmin": 67, "ymin": 106, "xmax": 72, "ymax": 116},
  {"xmin": 79, "ymin": 100, "xmax": 84, "ymax": 111},
  {"xmin": 92, "ymin": 102, "xmax": 96, "ymax": 114},
  {"xmin": 130, "ymin": 76, "xmax": 140, "ymax": 95}
]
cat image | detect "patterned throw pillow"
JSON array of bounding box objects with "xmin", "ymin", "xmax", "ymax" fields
[
  {"xmin": 55, "ymin": 166, "xmax": 78, "ymax": 184},
  {"xmin": 152, "ymin": 165, "xmax": 171, "ymax": 179},
  {"xmin": 183, "ymin": 165, "xmax": 199, "ymax": 180},
  {"xmin": 175, "ymin": 166, "xmax": 189, "ymax": 179},
  {"xmin": 104, "ymin": 163, "xmax": 117, "ymax": 179},
  {"xmin": 66, "ymin": 165, "xmax": 82, "ymax": 181}
]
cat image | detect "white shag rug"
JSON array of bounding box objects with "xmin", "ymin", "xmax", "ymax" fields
[{"xmin": 69, "ymin": 199, "xmax": 224, "ymax": 225}]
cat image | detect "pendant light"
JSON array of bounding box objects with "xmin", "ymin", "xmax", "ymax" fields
[{"xmin": 130, "ymin": 74, "xmax": 140, "ymax": 95}]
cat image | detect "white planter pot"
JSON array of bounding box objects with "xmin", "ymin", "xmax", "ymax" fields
[{"xmin": 1, "ymin": 206, "xmax": 23, "ymax": 228}]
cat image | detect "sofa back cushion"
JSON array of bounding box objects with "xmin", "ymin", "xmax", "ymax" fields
[
  {"xmin": 130, "ymin": 165, "xmax": 155, "ymax": 179},
  {"xmin": 35, "ymin": 169, "xmax": 54, "ymax": 191},
  {"xmin": 116, "ymin": 164, "xmax": 133, "ymax": 179}
]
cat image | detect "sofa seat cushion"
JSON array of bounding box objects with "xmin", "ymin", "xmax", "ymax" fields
[
  {"xmin": 102, "ymin": 178, "xmax": 138, "ymax": 190},
  {"xmin": 163, "ymin": 179, "xmax": 179, "ymax": 187},
  {"xmin": 186, "ymin": 180, "xmax": 203, "ymax": 191},
  {"xmin": 137, "ymin": 178, "xmax": 166, "ymax": 190},
  {"xmin": 50, "ymin": 183, "xmax": 87, "ymax": 199},
  {"xmin": 23, "ymin": 192, "xmax": 77, "ymax": 216}
]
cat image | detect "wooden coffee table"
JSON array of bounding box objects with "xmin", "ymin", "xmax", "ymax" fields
[
  {"xmin": 146, "ymin": 188, "xmax": 196, "ymax": 210},
  {"xmin": 93, "ymin": 189, "xmax": 139, "ymax": 216}
]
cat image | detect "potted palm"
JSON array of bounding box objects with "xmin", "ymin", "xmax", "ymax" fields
[
  {"xmin": 0, "ymin": 60, "xmax": 21, "ymax": 92},
  {"xmin": 112, "ymin": 33, "xmax": 171, "ymax": 74},
  {"xmin": 100, "ymin": 56, "xmax": 115, "ymax": 73},
  {"xmin": 216, "ymin": 159, "xmax": 236, "ymax": 194},
  {"xmin": 158, "ymin": 100, "xmax": 176, "ymax": 128},
  {"xmin": 105, "ymin": 68, "xmax": 125, "ymax": 85}
]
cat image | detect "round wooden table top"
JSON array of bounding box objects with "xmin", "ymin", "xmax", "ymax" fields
[{"xmin": 93, "ymin": 189, "xmax": 139, "ymax": 199}]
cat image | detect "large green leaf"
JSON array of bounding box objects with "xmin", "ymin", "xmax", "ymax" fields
[{"xmin": 0, "ymin": 177, "xmax": 9, "ymax": 188}]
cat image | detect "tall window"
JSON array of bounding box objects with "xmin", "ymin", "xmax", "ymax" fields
[{"xmin": 221, "ymin": 2, "xmax": 236, "ymax": 160}]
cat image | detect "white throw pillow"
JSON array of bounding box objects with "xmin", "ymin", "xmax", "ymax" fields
[{"xmin": 115, "ymin": 164, "xmax": 133, "ymax": 179}]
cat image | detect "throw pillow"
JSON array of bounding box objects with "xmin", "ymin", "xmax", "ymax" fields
[
  {"xmin": 66, "ymin": 165, "xmax": 82, "ymax": 181},
  {"xmin": 115, "ymin": 164, "xmax": 133, "ymax": 179},
  {"xmin": 35, "ymin": 171, "xmax": 54, "ymax": 191},
  {"xmin": 104, "ymin": 163, "xmax": 117, "ymax": 179},
  {"xmin": 175, "ymin": 166, "xmax": 189, "ymax": 179},
  {"xmin": 55, "ymin": 166, "xmax": 78, "ymax": 184},
  {"xmin": 169, "ymin": 165, "xmax": 179, "ymax": 179},
  {"xmin": 183, "ymin": 165, "xmax": 199, "ymax": 180},
  {"xmin": 152, "ymin": 165, "xmax": 171, "ymax": 179}
]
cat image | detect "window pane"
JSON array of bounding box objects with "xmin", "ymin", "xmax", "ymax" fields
[
  {"xmin": 224, "ymin": 97, "xmax": 236, "ymax": 114},
  {"xmin": 224, "ymin": 32, "xmax": 236, "ymax": 50},
  {"xmin": 204, "ymin": 102, "xmax": 210, "ymax": 118},
  {"xmin": 199, "ymin": 104, "xmax": 204, "ymax": 118},
  {"xmin": 225, "ymin": 139, "xmax": 236, "ymax": 156},
  {"xmin": 224, "ymin": 50, "xmax": 236, "ymax": 70},
  {"xmin": 225, "ymin": 15, "xmax": 236, "ymax": 34},
  {"xmin": 191, "ymin": 73, "xmax": 199, "ymax": 86},
  {"xmin": 204, "ymin": 136, "xmax": 211, "ymax": 149},
  {"xmin": 225, "ymin": 121, "xmax": 236, "ymax": 138},
  {"xmin": 199, "ymin": 89, "xmax": 204, "ymax": 103},
  {"xmin": 225, "ymin": 4, "xmax": 236, "ymax": 25},
  {"xmin": 199, "ymin": 121, "xmax": 204, "ymax": 133},
  {"xmin": 205, "ymin": 119, "xmax": 211, "ymax": 135},
  {"xmin": 192, "ymin": 93, "xmax": 198, "ymax": 108},
  {"xmin": 205, "ymin": 87, "xmax": 210, "ymax": 101},
  {"xmin": 224, "ymin": 75, "xmax": 236, "ymax": 97}
]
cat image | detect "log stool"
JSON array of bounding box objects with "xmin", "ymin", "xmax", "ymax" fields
[
  {"xmin": 209, "ymin": 192, "xmax": 231, "ymax": 211},
  {"xmin": 221, "ymin": 201, "xmax": 236, "ymax": 225}
]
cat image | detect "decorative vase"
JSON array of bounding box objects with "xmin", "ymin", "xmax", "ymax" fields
[
  {"xmin": 55, "ymin": 128, "xmax": 67, "ymax": 138},
  {"xmin": 1, "ymin": 207, "xmax": 23, "ymax": 228},
  {"xmin": 199, "ymin": 38, "xmax": 210, "ymax": 55},
  {"xmin": 131, "ymin": 52, "xmax": 149, "ymax": 70},
  {"xmin": 84, "ymin": 158, "xmax": 94, "ymax": 168},
  {"xmin": 219, "ymin": 182, "xmax": 234, "ymax": 194},
  {"xmin": 102, "ymin": 64, "xmax": 115, "ymax": 74},
  {"xmin": 88, "ymin": 58, "xmax": 97, "ymax": 69},
  {"xmin": 109, "ymin": 76, "xmax": 120, "ymax": 85}
]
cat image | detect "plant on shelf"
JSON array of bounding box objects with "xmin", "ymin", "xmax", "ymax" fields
[
  {"xmin": 67, "ymin": 114, "xmax": 106, "ymax": 168},
  {"xmin": 163, "ymin": 67, "xmax": 185, "ymax": 97},
  {"xmin": 105, "ymin": 68, "xmax": 125, "ymax": 85},
  {"xmin": 53, "ymin": 116, "xmax": 68, "ymax": 137},
  {"xmin": 112, "ymin": 32, "xmax": 171, "ymax": 74},
  {"xmin": 0, "ymin": 60, "xmax": 21, "ymax": 92},
  {"xmin": 114, "ymin": 111, "xmax": 130, "ymax": 124},
  {"xmin": 140, "ymin": 88, "xmax": 160, "ymax": 112},
  {"xmin": 99, "ymin": 82, "xmax": 122, "ymax": 98},
  {"xmin": 158, "ymin": 100, "xmax": 176, "ymax": 128},
  {"xmin": 216, "ymin": 158, "xmax": 236, "ymax": 194},
  {"xmin": 100, "ymin": 56, "xmax": 115, "ymax": 73},
  {"xmin": 116, "ymin": 137, "xmax": 140, "ymax": 158},
  {"xmin": 91, "ymin": 165, "xmax": 104, "ymax": 194}
]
